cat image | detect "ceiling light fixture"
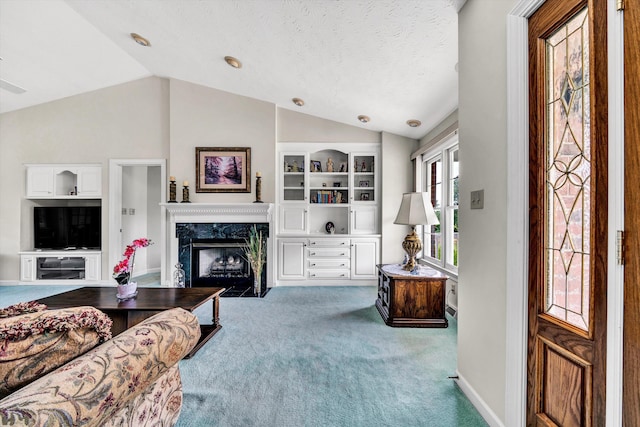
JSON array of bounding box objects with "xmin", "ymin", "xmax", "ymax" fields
[
  {"xmin": 130, "ymin": 33, "xmax": 151, "ymax": 47},
  {"xmin": 406, "ymin": 119, "xmax": 422, "ymax": 128},
  {"xmin": 224, "ymin": 56, "xmax": 242, "ymax": 69},
  {"xmin": 358, "ymin": 115, "xmax": 370, "ymax": 123},
  {"xmin": 292, "ymin": 98, "xmax": 305, "ymax": 107}
]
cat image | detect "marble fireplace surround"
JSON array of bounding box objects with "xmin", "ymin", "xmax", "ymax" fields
[{"xmin": 163, "ymin": 203, "xmax": 275, "ymax": 288}]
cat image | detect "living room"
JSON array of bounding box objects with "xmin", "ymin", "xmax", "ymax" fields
[{"xmin": 4, "ymin": 0, "xmax": 632, "ymax": 425}]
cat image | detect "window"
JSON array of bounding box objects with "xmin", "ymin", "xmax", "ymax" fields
[{"xmin": 418, "ymin": 138, "xmax": 458, "ymax": 273}]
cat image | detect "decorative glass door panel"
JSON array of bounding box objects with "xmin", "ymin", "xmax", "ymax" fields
[{"xmin": 544, "ymin": 7, "xmax": 590, "ymax": 331}]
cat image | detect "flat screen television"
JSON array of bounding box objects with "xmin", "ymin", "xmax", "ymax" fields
[{"xmin": 34, "ymin": 206, "xmax": 101, "ymax": 250}]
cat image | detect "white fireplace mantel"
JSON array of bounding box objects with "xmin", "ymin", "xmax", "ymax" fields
[
  {"xmin": 161, "ymin": 202, "xmax": 275, "ymax": 288},
  {"xmin": 162, "ymin": 202, "xmax": 274, "ymax": 224}
]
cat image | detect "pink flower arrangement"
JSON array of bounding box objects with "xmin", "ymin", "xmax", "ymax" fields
[{"xmin": 113, "ymin": 238, "xmax": 152, "ymax": 285}]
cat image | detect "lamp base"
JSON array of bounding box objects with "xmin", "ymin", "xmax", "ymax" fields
[{"xmin": 401, "ymin": 227, "xmax": 422, "ymax": 271}]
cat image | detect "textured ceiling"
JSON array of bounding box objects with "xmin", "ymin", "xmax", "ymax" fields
[{"xmin": 0, "ymin": 0, "xmax": 462, "ymax": 139}]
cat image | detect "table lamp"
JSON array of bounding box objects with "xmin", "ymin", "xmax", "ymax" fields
[{"xmin": 394, "ymin": 192, "xmax": 439, "ymax": 271}]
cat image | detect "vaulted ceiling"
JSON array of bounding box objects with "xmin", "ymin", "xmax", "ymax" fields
[{"xmin": 0, "ymin": 0, "xmax": 463, "ymax": 139}]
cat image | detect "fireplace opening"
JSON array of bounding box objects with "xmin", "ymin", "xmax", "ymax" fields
[{"xmin": 191, "ymin": 239, "xmax": 267, "ymax": 297}]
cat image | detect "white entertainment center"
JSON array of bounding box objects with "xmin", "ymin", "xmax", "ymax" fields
[{"xmin": 20, "ymin": 164, "xmax": 102, "ymax": 282}]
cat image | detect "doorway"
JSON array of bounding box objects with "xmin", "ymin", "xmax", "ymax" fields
[{"xmin": 108, "ymin": 159, "xmax": 166, "ymax": 286}]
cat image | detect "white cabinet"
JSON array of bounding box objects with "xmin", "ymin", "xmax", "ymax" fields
[
  {"xmin": 276, "ymin": 143, "xmax": 380, "ymax": 285},
  {"xmin": 277, "ymin": 237, "xmax": 379, "ymax": 284},
  {"xmin": 19, "ymin": 251, "xmax": 102, "ymax": 282},
  {"xmin": 26, "ymin": 164, "xmax": 102, "ymax": 198},
  {"xmin": 279, "ymin": 204, "xmax": 308, "ymax": 234},
  {"xmin": 351, "ymin": 206, "xmax": 378, "ymax": 235},
  {"xmin": 278, "ymin": 239, "xmax": 306, "ymax": 280},
  {"xmin": 351, "ymin": 238, "xmax": 379, "ymax": 279}
]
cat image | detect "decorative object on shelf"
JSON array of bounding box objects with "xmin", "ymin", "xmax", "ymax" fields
[
  {"xmin": 310, "ymin": 160, "xmax": 322, "ymax": 172},
  {"xmin": 181, "ymin": 181, "xmax": 191, "ymax": 203},
  {"xmin": 359, "ymin": 180, "xmax": 369, "ymax": 187},
  {"xmin": 334, "ymin": 182, "xmax": 341, "ymax": 187},
  {"xmin": 113, "ymin": 238, "xmax": 153, "ymax": 300},
  {"xmin": 393, "ymin": 192, "xmax": 439, "ymax": 271},
  {"xmin": 242, "ymin": 225, "xmax": 266, "ymax": 297},
  {"xmin": 325, "ymin": 221, "xmax": 335, "ymax": 234},
  {"xmin": 354, "ymin": 159, "xmax": 358, "ymax": 172},
  {"xmin": 326, "ymin": 158, "xmax": 334, "ymax": 172},
  {"xmin": 340, "ymin": 163, "xmax": 346, "ymax": 172},
  {"xmin": 254, "ymin": 171, "xmax": 264, "ymax": 203},
  {"xmin": 292, "ymin": 160, "xmax": 300, "ymax": 172},
  {"xmin": 173, "ymin": 262, "xmax": 185, "ymax": 288},
  {"xmin": 360, "ymin": 193, "xmax": 370, "ymax": 201},
  {"xmin": 284, "ymin": 161, "xmax": 289, "ymax": 172},
  {"xmin": 361, "ymin": 161, "xmax": 367, "ymax": 172},
  {"xmin": 195, "ymin": 147, "xmax": 251, "ymax": 193},
  {"xmin": 168, "ymin": 176, "xmax": 177, "ymax": 203}
]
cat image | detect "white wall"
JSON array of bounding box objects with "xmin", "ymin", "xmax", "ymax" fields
[
  {"xmin": 457, "ymin": 0, "xmax": 515, "ymax": 423},
  {"xmin": 0, "ymin": 77, "xmax": 169, "ymax": 280},
  {"xmin": 278, "ymin": 108, "xmax": 380, "ymax": 143},
  {"xmin": 380, "ymin": 131, "xmax": 418, "ymax": 264},
  {"xmin": 168, "ymin": 79, "xmax": 277, "ymax": 204}
]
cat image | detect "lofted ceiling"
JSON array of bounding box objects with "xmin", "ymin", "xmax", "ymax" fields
[{"xmin": 0, "ymin": 0, "xmax": 463, "ymax": 139}]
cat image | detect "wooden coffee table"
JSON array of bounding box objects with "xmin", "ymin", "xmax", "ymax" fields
[{"xmin": 37, "ymin": 286, "xmax": 225, "ymax": 358}]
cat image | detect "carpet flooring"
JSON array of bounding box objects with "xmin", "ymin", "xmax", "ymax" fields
[{"xmin": 0, "ymin": 285, "xmax": 487, "ymax": 427}]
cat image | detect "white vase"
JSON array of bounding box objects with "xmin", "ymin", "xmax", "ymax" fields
[{"xmin": 117, "ymin": 282, "xmax": 138, "ymax": 301}]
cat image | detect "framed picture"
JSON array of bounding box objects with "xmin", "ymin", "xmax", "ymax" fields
[
  {"xmin": 359, "ymin": 180, "xmax": 370, "ymax": 187},
  {"xmin": 195, "ymin": 147, "xmax": 251, "ymax": 193},
  {"xmin": 360, "ymin": 193, "xmax": 370, "ymax": 201},
  {"xmin": 310, "ymin": 160, "xmax": 322, "ymax": 172}
]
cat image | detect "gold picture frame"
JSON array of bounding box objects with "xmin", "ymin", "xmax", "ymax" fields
[{"xmin": 196, "ymin": 147, "xmax": 251, "ymax": 193}]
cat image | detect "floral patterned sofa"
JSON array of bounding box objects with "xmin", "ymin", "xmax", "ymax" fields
[{"xmin": 0, "ymin": 304, "xmax": 201, "ymax": 427}]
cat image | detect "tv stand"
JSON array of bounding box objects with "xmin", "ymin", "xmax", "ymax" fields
[{"xmin": 19, "ymin": 250, "xmax": 101, "ymax": 282}]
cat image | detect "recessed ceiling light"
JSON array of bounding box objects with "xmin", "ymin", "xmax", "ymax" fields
[
  {"xmin": 224, "ymin": 56, "xmax": 242, "ymax": 69},
  {"xmin": 292, "ymin": 98, "xmax": 305, "ymax": 107},
  {"xmin": 406, "ymin": 119, "xmax": 422, "ymax": 128},
  {"xmin": 358, "ymin": 115, "xmax": 370, "ymax": 123},
  {"xmin": 130, "ymin": 33, "xmax": 151, "ymax": 47}
]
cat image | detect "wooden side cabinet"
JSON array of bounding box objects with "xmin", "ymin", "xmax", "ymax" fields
[{"xmin": 376, "ymin": 264, "xmax": 448, "ymax": 328}]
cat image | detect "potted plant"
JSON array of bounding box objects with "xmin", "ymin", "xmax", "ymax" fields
[
  {"xmin": 113, "ymin": 238, "xmax": 152, "ymax": 300},
  {"xmin": 243, "ymin": 226, "xmax": 266, "ymax": 296}
]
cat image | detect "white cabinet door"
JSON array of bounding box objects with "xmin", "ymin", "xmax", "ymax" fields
[
  {"xmin": 351, "ymin": 206, "xmax": 378, "ymax": 234},
  {"xmin": 351, "ymin": 238, "xmax": 379, "ymax": 279},
  {"xmin": 20, "ymin": 255, "xmax": 36, "ymax": 281},
  {"xmin": 77, "ymin": 167, "xmax": 102, "ymax": 197},
  {"xmin": 279, "ymin": 205, "xmax": 308, "ymax": 234},
  {"xmin": 83, "ymin": 254, "xmax": 101, "ymax": 280},
  {"xmin": 278, "ymin": 239, "xmax": 306, "ymax": 279},
  {"xmin": 26, "ymin": 167, "xmax": 54, "ymax": 198}
]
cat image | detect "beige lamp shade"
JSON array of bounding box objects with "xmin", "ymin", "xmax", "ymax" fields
[{"xmin": 394, "ymin": 192, "xmax": 439, "ymax": 226}]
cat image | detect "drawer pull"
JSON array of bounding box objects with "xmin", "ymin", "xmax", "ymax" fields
[
  {"xmin": 311, "ymin": 242, "xmax": 317, "ymax": 245},
  {"xmin": 341, "ymin": 264, "xmax": 346, "ymax": 267},
  {"xmin": 340, "ymin": 253, "xmax": 345, "ymax": 256},
  {"xmin": 311, "ymin": 252, "xmax": 316, "ymax": 256},
  {"xmin": 311, "ymin": 263, "xmax": 316, "ymax": 266},
  {"xmin": 311, "ymin": 273, "xmax": 316, "ymax": 277}
]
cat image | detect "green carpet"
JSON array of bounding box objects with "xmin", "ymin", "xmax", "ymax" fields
[{"xmin": 0, "ymin": 285, "xmax": 487, "ymax": 426}]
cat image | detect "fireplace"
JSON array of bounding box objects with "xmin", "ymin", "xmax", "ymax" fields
[
  {"xmin": 175, "ymin": 222, "xmax": 269, "ymax": 297},
  {"xmin": 190, "ymin": 239, "xmax": 265, "ymax": 296},
  {"xmin": 164, "ymin": 203, "xmax": 274, "ymax": 297}
]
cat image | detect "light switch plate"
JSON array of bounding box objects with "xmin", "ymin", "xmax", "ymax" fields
[
  {"xmin": 129, "ymin": 208, "xmax": 136, "ymax": 215},
  {"xmin": 470, "ymin": 189, "xmax": 484, "ymax": 209}
]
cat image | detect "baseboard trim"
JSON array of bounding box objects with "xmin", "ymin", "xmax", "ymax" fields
[{"xmin": 455, "ymin": 372, "xmax": 504, "ymax": 427}]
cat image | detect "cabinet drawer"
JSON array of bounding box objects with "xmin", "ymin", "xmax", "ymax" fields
[
  {"xmin": 308, "ymin": 238, "xmax": 350, "ymax": 248},
  {"xmin": 307, "ymin": 248, "xmax": 350, "ymax": 258},
  {"xmin": 308, "ymin": 269, "xmax": 350, "ymax": 279},
  {"xmin": 308, "ymin": 259, "xmax": 350, "ymax": 269}
]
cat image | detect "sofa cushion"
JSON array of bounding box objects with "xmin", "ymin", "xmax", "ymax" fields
[
  {"xmin": 0, "ymin": 306, "xmax": 113, "ymax": 398},
  {"xmin": 0, "ymin": 307, "xmax": 201, "ymax": 427}
]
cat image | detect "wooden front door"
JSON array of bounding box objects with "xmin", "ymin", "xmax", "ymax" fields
[
  {"xmin": 527, "ymin": 0, "xmax": 608, "ymax": 425},
  {"xmin": 623, "ymin": 1, "xmax": 640, "ymax": 425}
]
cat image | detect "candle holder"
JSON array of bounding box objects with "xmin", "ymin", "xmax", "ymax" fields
[
  {"xmin": 254, "ymin": 175, "xmax": 263, "ymax": 203},
  {"xmin": 168, "ymin": 180, "xmax": 177, "ymax": 203},
  {"xmin": 181, "ymin": 185, "xmax": 191, "ymax": 203}
]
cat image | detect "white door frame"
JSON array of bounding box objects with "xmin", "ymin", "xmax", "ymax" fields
[
  {"xmin": 505, "ymin": 1, "xmax": 624, "ymax": 425},
  {"xmin": 108, "ymin": 159, "xmax": 167, "ymax": 286}
]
